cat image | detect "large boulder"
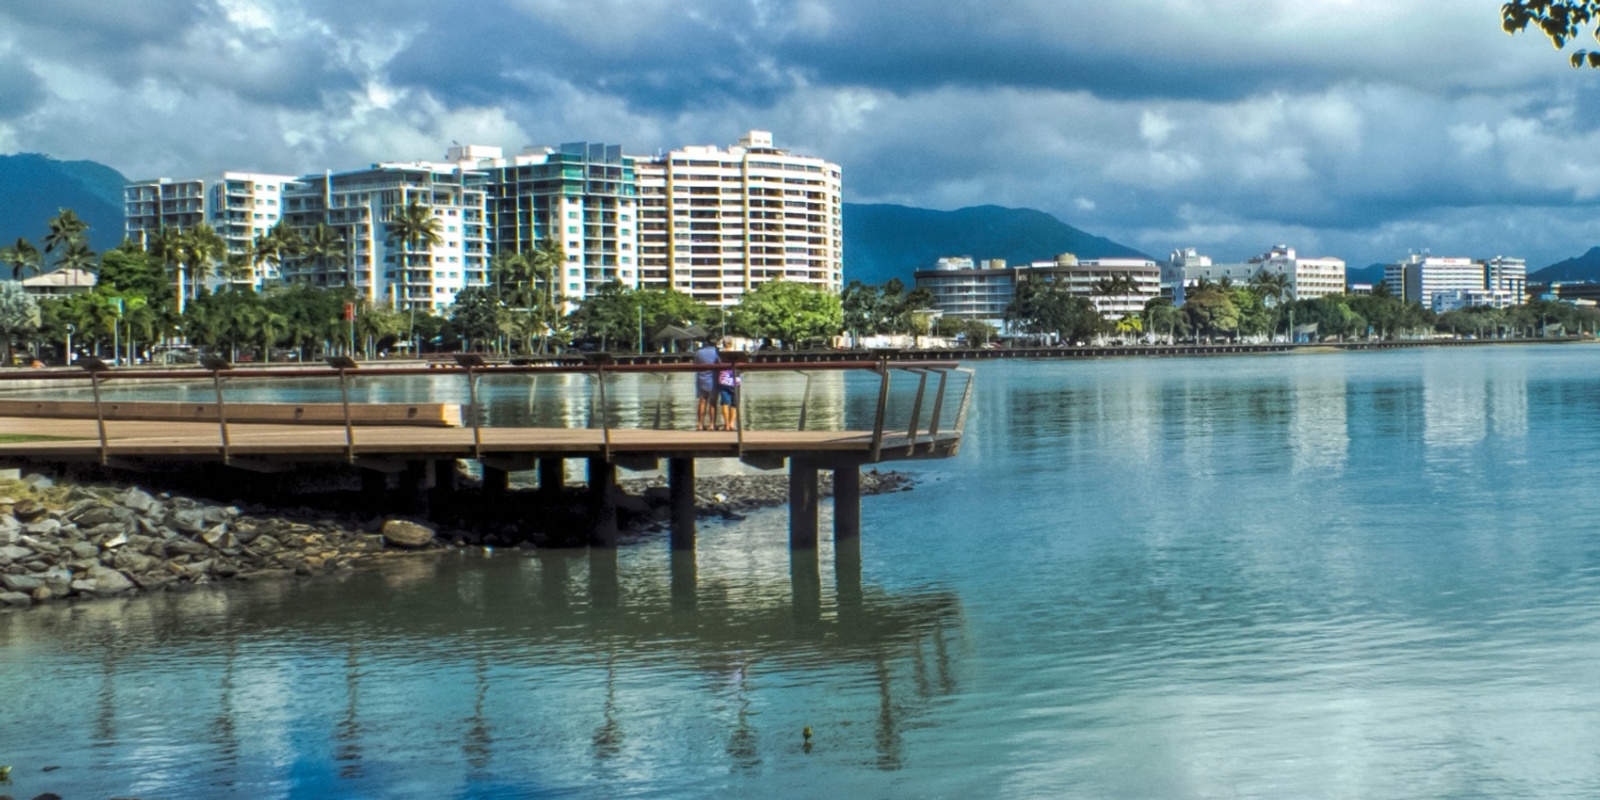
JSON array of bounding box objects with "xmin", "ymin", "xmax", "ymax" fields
[
  {"xmin": 381, "ymin": 520, "xmax": 436, "ymax": 549},
  {"xmin": 120, "ymin": 487, "xmax": 158, "ymax": 514},
  {"xmin": 170, "ymin": 508, "xmax": 206, "ymax": 535},
  {"xmin": 11, "ymin": 499, "xmax": 46, "ymax": 522},
  {"xmin": 0, "ymin": 591, "xmax": 31, "ymax": 607},
  {"xmin": 1, "ymin": 573, "xmax": 42, "ymax": 593},
  {"xmin": 68, "ymin": 503, "xmax": 119, "ymax": 529},
  {"xmin": 86, "ymin": 566, "xmax": 135, "ymax": 596}
]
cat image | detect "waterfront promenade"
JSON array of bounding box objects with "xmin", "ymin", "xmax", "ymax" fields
[{"xmin": 0, "ymin": 358, "xmax": 973, "ymax": 550}]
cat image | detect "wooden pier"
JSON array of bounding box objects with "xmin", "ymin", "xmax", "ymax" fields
[{"xmin": 0, "ymin": 358, "xmax": 973, "ymax": 552}]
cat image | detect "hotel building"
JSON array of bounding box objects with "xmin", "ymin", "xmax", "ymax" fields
[
  {"xmin": 913, "ymin": 257, "xmax": 1017, "ymax": 325},
  {"xmin": 1385, "ymin": 254, "xmax": 1519, "ymax": 312},
  {"xmin": 281, "ymin": 163, "xmax": 489, "ymax": 311},
  {"xmin": 444, "ymin": 142, "xmax": 640, "ymax": 305},
  {"xmin": 1164, "ymin": 245, "xmax": 1346, "ymax": 303},
  {"xmin": 634, "ymin": 130, "xmax": 842, "ymax": 307},
  {"xmin": 124, "ymin": 171, "xmax": 296, "ymax": 289}
]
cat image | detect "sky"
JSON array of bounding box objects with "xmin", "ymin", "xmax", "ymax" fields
[{"xmin": 3, "ymin": 0, "xmax": 1600, "ymax": 270}]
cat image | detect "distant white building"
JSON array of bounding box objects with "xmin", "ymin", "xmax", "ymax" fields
[
  {"xmin": 1483, "ymin": 256, "xmax": 1527, "ymax": 303},
  {"xmin": 913, "ymin": 257, "xmax": 1017, "ymax": 325},
  {"xmin": 1022, "ymin": 255, "xmax": 1162, "ymax": 319},
  {"xmin": 1384, "ymin": 254, "xmax": 1502, "ymax": 312},
  {"xmin": 1165, "ymin": 245, "xmax": 1345, "ymax": 304},
  {"xmin": 21, "ymin": 268, "xmax": 96, "ymax": 297}
]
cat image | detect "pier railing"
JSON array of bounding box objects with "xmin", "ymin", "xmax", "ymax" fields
[{"xmin": 0, "ymin": 358, "xmax": 975, "ymax": 466}]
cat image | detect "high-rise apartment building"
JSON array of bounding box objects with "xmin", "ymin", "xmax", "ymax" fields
[
  {"xmin": 1483, "ymin": 256, "xmax": 1527, "ymax": 303},
  {"xmin": 1164, "ymin": 245, "xmax": 1345, "ymax": 303},
  {"xmin": 281, "ymin": 163, "xmax": 489, "ymax": 311},
  {"xmin": 124, "ymin": 171, "xmax": 296, "ymax": 289},
  {"xmin": 1385, "ymin": 254, "xmax": 1484, "ymax": 312},
  {"xmin": 444, "ymin": 142, "xmax": 640, "ymax": 306},
  {"xmin": 635, "ymin": 130, "xmax": 842, "ymax": 307}
]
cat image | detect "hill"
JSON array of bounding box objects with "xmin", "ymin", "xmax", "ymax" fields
[
  {"xmin": 1346, "ymin": 263, "xmax": 1385, "ymax": 287},
  {"xmin": 842, "ymin": 203, "xmax": 1147, "ymax": 285},
  {"xmin": 1530, "ymin": 247, "xmax": 1600, "ymax": 283},
  {"xmin": 0, "ymin": 153, "xmax": 126, "ymax": 252}
]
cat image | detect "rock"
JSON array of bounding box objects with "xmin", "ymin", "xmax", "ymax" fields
[
  {"xmin": 86, "ymin": 566, "xmax": 135, "ymax": 596},
  {"xmin": 203, "ymin": 505, "xmax": 240, "ymax": 525},
  {"xmin": 17, "ymin": 536, "xmax": 58, "ymax": 556},
  {"xmin": 112, "ymin": 551, "xmax": 158, "ymax": 575},
  {"xmin": 201, "ymin": 524, "xmax": 234, "ymax": 548},
  {"xmin": 101, "ymin": 531, "xmax": 128, "ymax": 549},
  {"xmin": 22, "ymin": 518, "xmax": 60, "ymax": 537},
  {"xmin": 69, "ymin": 541, "xmax": 98, "ymax": 559},
  {"xmin": 0, "ymin": 514, "xmax": 20, "ymax": 539},
  {"xmin": 67, "ymin": 501, "xmax": 119, "ymax": 528},
  {"xmin": 0, "ymin": 545, "xmax": 29, "ymax": 561},
  {"xmin": 0, "ymin": 591, "xmax": 31, "ymax": 607},
  {"xmin": 121, "ymin": 486, "xmax": 158, "ymax": 513},
  {"xmin": 70, "ymin": 579, "xmax": 97, "ymax": 595},
  {"xmin": 164, "ymin": 539, "xmax": 207, "ymax": 557},
  {"xmin": 1, "ymin": 574, "xmax": 42, "ymax": 593},
  {"xmin": 381, "ymin": 520, "xmax": 436, "ymax": 548},
  {"xmin": 171, "ymin": 508, "xmax": 206, "ymax": 535},
  {"xmin": 31, "ymin": 585, "xmax": 53, "ymax": 602},
  {"xmin": 252, "ymin": 535, "xmax": 281, "ymax": 554},
  {"xmin": 21, "ymin": 473, "xmax": 54, "ymax": 489},
  {"xmin": 11, "ymin": 499, "xmax": 46, "ymax": 522}
]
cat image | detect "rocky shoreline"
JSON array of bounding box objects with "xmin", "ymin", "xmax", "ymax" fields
[{"xmin": 0, "ymin": 468, "xmax": 915, "ymax": 609}]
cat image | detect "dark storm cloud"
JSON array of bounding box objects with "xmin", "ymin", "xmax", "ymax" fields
[{"xmin": 0, "ymin": 54, "xmax": 46, "ymax": 119}]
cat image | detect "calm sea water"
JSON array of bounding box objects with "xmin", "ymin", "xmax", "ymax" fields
[{"xmin": 6, "ymin": 345, "xmax": 1600, "ymax": 798}]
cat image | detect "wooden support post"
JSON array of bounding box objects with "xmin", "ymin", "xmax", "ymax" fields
[
  {"xmin": 668, "ymin": 457, "xmax": 695, "ymax": 551},
  {"xmin": 482, "ymin": 465, "xmax": 509, "ymax": 496},
  {"xmin": 588, "ymin": 457, "xmax": 618, "ymax": 547},
  {"xmin": 833, "ymin": 462, "xmax": 862, "ymax": 541},
  {"xmin": 788, "ymin": 457, "xmax": 819, "ymax": 550},
  {"xmin": 539, "ymin": 457, "xmax": 565, "ymax": 497}
]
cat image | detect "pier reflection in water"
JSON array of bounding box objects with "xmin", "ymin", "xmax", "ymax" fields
[{"xmin": 0, "ymin": 514, "xmax": 964, "ymax": 798}]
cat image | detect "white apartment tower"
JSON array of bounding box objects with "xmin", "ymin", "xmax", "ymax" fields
[
  {"xmin": 281, "ymin": 164, "xmax": 489, "ymax": 311},
  {"xmin": 444, "ymin": 142, "xmax": 640, "ymax": 306},
  {"xmin": 124, "ymin": 171, "xmax": 296, "ymax": 289},
  {"xmin": 635, "ymin": 130, "xmax": 842, "ymax": 306},
  {"xmin": 1385, "ymin": 254, "xmax": 1483, "ymax": 311},
  {"xmin": 1165, "ymin": 245, "xmax": 1345, "ymax": 303}
]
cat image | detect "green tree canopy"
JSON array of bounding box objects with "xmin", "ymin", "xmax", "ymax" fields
[
  {"xmin": 730, "ymin": 281, "xmax": 844, "ymax": 347},
  {"xmin": 1503, "ymin": 1, "xmax": 1600, "ymax": 66}
]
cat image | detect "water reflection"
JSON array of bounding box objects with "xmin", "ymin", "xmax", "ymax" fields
[{"xmin": 1, "ymin": 545, "xmax": 965, "ymax": 794}]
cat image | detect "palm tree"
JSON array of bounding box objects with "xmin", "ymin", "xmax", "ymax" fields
[
  {"xmin": 43, "ymin": 209, "xmax": 88, "ymax": 258},
  {"xmin": 303, "ymin": 224, "xmax": 346, "ymax": 289},
  {"xmin": 0, "ymin": 238, "xmax": 41, "ymax": 281},
  {"xmin": 251, "ymin": 221, "xmax": 300, "ymax": 286},
  {"xmin": 57, "ymin": 239, "xmax": 98, "ymax": 278},
  {"xmin": 386, "ymin": 200, "xmax": 443, "ymax": 312},
  {"xmin": 176, "ymin": 223, "xmax": 226, "ymax": 311},
  {"xmin": 528, "ymin": 237, "xmax": 566, "ymax": 353}
]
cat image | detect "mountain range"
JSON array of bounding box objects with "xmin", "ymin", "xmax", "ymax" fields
[{"xmin": 0, "ymin": 153, "xmax": 126, "ymax": 252}]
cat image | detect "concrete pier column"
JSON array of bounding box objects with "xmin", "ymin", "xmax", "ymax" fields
[
  {"xmin": 588, "ymin": 457, "xmax": 618, "ymax": 547},
  {"xmin": 790, "ymin": 548, "xmax": 822, "ymax": 625},
  {"xmin": 539, "ymin": 457, "xmax": 565, "ymax": 497},
  {"xmin": 401, "ymin": 460, "xmax": 431, "ymax": 513},
  {"xmin": 429, "ymin": 459, "xmax": 459, "ymax": 516},
  {"xmin": 788, "ymin": 457, "xmax": 820, "ymax": 550},
  {"xmin": 670, "ymin": 549, "xmax": 697, "ymax": 610},
  {"xmin": 481, "ymin": 464, "xmax": 509, "ymax": 496},
  {"xmin": 359, "ymin": 468, "xmax": 388, "ymax": 503},
  {"xmin": 833, "ymin": 463, "xmax": 862, "ymax": 541},
  {"xmin": 668, "ymin": 457, "xmax": 696, "ymax": 551},
  {"xmin": 835, "ymin": 528, "xmax": 863, "ymax": 615}
]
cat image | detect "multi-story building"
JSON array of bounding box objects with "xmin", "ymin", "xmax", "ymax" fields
[
  {"xmin": 1023, "ymin": 254, "xmax": 1163, "ymax": 318},
  {"xmin": 444, "ymin": 142, "xmax": 639, "ymax": 306},
  {"xmin": 1164, "ymin": 245, "xmax": 1345, "ymax": 303},
  {"xmin": 281, "ymin": 163, "xmax": 489, "ymax": 311},
  {"xmin": 913, "ymin": 257, "xmax": 1017, "ymax": 325},
  {"xmin": 1483, "ymin": 256, "xmax": 1527, "ymax": 303},
  {"xmin": 1385, "ymin": 254, "xmax": 1486, "ymax": 312},
  {"xmin": 634, "ymin": 130, "xmax": 842, "ymax": 307},
  {"xmin": 124, "ymin": 171, "xmax": 296, "ymax": 289}
]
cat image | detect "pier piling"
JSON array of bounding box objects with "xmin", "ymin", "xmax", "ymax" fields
[
  {"xmin": 788, "ymin": 457, "xmax": 820, "ymax": 550},
  {"xmin": 588, "ymin": 457, "xmax": 618, "ymax": 546},
  {"xmin": 668, "ymin": 457, "xmax": 695, "ymax": 551}
]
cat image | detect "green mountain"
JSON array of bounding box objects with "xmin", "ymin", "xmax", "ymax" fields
[
  {"xmin": 0, "ymin": 153, "xmax": 127, "ymax": 253},
  {"xmin": 1530, "ymin": 247, "xmax": 1600, "ymax": 283},
  {"xmin": 842, "ymin": 203, "xmax": 1148, "ymax": 285}
]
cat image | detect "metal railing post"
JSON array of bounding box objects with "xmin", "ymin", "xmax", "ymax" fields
[
  {"xmin": 90, "ymin": 372, "xmax": 107, "ymax": 465},
  {"xmin": 735, "ymin": 364, "xmax": 745, "ymax": 455},
  {"xmin": 597, "ymin": 364, "xmax": 611, "ymax": 460},
  {"xmin": 212, "ymin": 371, "xmax": 231, "ymax": 464},
  {"xmin": 797, "ymin": 371, "xmax": 814, "ymax": 432},
  {"xmin": 925, "ymin": 368, "xmax": 950, "ymax": 451},
  {"xmin": 325, "ymin": 356, "xmax": 359, "ymax": 463},
  {"xmin": 869, "ymin": 363, "xmax": 891, "ymax": 462},
  {"xmin": 906, "ymin": 368, "xmax": 929, "ymax": 445}
]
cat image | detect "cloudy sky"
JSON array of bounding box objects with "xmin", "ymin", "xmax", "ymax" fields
[{"xmin": 3, "ymin": 0, "xmax": 1600, "ymax": 269}]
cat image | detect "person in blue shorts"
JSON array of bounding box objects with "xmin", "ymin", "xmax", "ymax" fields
[{"xmin": 693, "ymin": 338, "xmax": 719, "ymax": 430}]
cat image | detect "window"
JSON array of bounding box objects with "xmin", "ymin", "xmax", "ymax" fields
[{"xmin": 567, "ymin": 226, "xmax": 577, "ymax": 234}]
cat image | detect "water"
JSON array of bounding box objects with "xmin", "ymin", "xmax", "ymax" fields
[{"xmin": 6, "ymin": 345, "xmax": 1600, "ymax": 798}]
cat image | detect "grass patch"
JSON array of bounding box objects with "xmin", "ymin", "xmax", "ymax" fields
[{"xmin": 0, "ymin": 433, "xmax": 79, "ymax": 443}]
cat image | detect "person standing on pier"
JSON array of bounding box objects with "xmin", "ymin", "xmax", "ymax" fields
[
  {"xmin": 717, "ymin": 341, "xmax": 741, "ymax": 432},
  {"xmin": 694, "ymin": 338, "xmax": 719, "ymax": 431}
]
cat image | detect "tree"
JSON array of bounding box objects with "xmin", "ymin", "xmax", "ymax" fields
[
  {"xmin": 303, "ymin": 224, "xmax": 347, "ymax": 289},
  {"xmin": 0, "ymin": 282, "xmax": 41, "ymax": 365},
  {"xmin": 730, "ymin": 280, "xmax": 844, "ymax": 347},
  {"xmin": 1005, "ymin": 279, "xmax": 1103, "ymax": 343},
  {"xmin": 1183, "ymin": 285, "xmax": 1240, "ymax": 340},
  {"xmin": 1143, "ymin": 297, "xmax": 1186, "ymax": 343},
  {"xmin": 252, "ymin": 220, "xmax": 300, "ymax": 287},
  {"xmin": 387, "ymin": 200, "xmax": 442, "ymax": 309},
  {"xmin": 1503, "ymin": 1, "xmax": 1600, "ymax": 66},
  {"xmin": 449, "ymin": 286, "xmax": 501, "ymax": 350},
  {"xmin": 176, "ymin": 223, "xmax": 225, "ymax": 306},
  {"xmin": 0, "ymin": 238, "xmax": 41, "ymax": 280},
  {"xmin": 43, "ymin": 208, "xmax": 88, "ymax": 260}
]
